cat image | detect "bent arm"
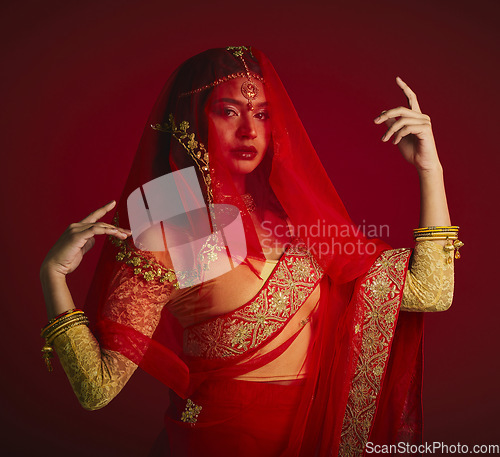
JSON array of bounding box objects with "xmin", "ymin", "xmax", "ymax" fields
[
  {"xmin": 42, "ymin": 253, "xmax": 175, "ymax": 410},
  {"xmin": 40, "ymin": 269, "xmax": 134, "ymax": 410},
  {"xmin": 52, "ymin": 326, "xmax": 137, "ymax": 410}
]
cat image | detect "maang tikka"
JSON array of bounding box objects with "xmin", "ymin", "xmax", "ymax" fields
[
  {"xmin": 226, "ymin": 46, "xmax": 259, "ymax": 110},
  {"xmin": 179, "ymin": 46, "xmax": 264, "ymax": 110}
]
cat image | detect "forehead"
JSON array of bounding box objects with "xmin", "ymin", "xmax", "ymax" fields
[{"xmin": 210, "ymin": 77, "xmax": 267, "ymax": 104}]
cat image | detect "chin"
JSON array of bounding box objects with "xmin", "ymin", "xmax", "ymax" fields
[{"xmin": 230, "ymin": 159, "xmax": 261, "ymax": 175}]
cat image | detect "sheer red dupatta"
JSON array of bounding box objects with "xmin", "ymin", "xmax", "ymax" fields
[
  {"xmin": 85, "ymin": 47, "xmax": 423, "ymax": 455},
  {"xmin": 256, "ymin": 51, "xmax": 423, "ymax": 455}
]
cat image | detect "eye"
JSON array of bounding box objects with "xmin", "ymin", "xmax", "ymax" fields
[
  {"xmin": 223, "ymin": 107, "xmax": 238, "ymax": 117},
  {"xmin": 254, "ymin": 111, "xmax": 270, "ymax": 120}
]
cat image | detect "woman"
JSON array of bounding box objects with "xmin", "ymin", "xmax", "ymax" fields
[{"xmin": 40, "ymin": 47, "xmax": 460, "ymax": 456}]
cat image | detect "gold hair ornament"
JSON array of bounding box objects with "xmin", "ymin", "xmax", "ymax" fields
[{"xmin": 151, "ymin": 115, "xmax": 212, "ymax": 203}]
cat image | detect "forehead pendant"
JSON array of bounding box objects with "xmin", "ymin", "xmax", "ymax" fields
[
  {"xmin": 240, "ymin": 80, "xmax": 259, "ymax": 110},
  {"xmin": 227, "ymin": 46, "xmax": 258, "ymax": 110}
]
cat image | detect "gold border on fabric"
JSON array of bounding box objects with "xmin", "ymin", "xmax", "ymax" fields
[
  {"xmin": 183, "ymin": 241, "xmax": 324, "ymax": 359},
  {"xmin": 339, "ymin": 248, "xmax": 411, "ymax": 457},
  {"xmin": 109, "ymin": 213, "xmax": 179, "ymax": 288}
]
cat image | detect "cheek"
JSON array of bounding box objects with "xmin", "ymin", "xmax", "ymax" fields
[
  {"xmin": 262, "ymin": 125, "xmax": 272, "ymax": 149},
  {"xmin": 208, "ymin": 120, "xmax": 230, "ymax": 150}
]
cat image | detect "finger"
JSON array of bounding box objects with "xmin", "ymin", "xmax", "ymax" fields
[
  {"xmin": 381, "ymin": 117, "xmax": 431, "ymax": 142},
  {"xmin": 374, "ymin": 107, "xmax": 429, "ymax": 124},
  {"xmin": 80, "ymin": 200, "xmax": 116, "ymax": 224},
  {"xmin": 69, "ymin": 221, "xmax": 131, "ymax": 235},
  {"xmin": 396, "ymin": 76, "xmax": 422, "ymax": 113},
  {"xmin": 392, "ymin": 123, "xmax": 431, "ymax": 145},
  {"xmin": 92, "ymin": 222, "xmax": 131, "ymax": 234},
  {"xmin": 74, "ymin": 225, "xmax": 129, "ymax": 243}
]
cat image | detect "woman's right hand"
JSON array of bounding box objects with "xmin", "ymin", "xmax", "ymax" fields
[{"xmin": 41, "ymin": 201, "xmax": 131, "ymax": 279}]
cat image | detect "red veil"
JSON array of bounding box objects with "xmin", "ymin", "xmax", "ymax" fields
[{"xmin": 85, "ymin": 47, "xmax": 423, "ymax": 456}]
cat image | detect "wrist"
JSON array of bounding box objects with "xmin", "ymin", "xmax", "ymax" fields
[
  {"xmin": 417, "ymin": 162, "xmax": 443, "ymax": 179},
  {"xmin": 40, "ymin": 263, "xmax": 67, "ymax": 287}
]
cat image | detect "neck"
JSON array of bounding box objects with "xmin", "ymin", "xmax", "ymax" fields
[{"xmin": 232, "ymin": 174, "xmax": 246, "ymax": 195}]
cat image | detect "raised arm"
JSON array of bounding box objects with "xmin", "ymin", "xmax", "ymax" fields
[
  {"xmin": 374, "ymin": 78, "xmax": 459, "ymax": 312},
  {"xmin": 374, "ymin": 76, "xmax": 451, "ymax": 232}
]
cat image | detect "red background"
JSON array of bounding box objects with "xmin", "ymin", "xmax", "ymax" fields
[{"xmin": 2, "ymin": 0, "xmax": 498, "ymax": 455}]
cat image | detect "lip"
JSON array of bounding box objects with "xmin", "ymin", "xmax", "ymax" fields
[{"xmin": 231, "ymin": 146, "xmax": 258, "ymax": 160}]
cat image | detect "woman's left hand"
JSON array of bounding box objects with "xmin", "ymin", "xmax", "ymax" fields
[{"xmin": 374, "ymin": 77, "xmax": 441, "ymax": 173}]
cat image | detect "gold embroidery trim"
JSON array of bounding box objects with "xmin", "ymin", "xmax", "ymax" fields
[
  {"xmin": 110, "ymin": 213, "xmax": 179, "ymax": 288},
  {"xmin": 339, "ymin": 248, "xmax": 411, "ymax": 457},
  {"xmin": 183, "ymin": 241, "xmax": 324, "ymax": 359},
  {"xmin": 180, "ymin": 398, "xmax": 202, "ymax": 424},
  {"xmin": 151, "ymin": 115, "xmax": 212, "ymax": 202}
]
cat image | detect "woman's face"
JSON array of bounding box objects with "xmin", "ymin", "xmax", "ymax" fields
[{"xmin": 207, "ymin": 78, "xmax": 271, "ymax": 176}]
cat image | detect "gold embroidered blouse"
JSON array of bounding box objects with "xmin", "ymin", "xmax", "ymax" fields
[{"xmin": 52, "ymin": 240, "xmax": 454, "ymax": 410}]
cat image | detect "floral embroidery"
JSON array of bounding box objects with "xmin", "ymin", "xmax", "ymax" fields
[
  {"xmin": 291, "ymin": 257, "xmax": 311, "ymax": 282},
  {"xmin": 363, "ymin": 274, "xmax": 396, "ymax": 301},
  {"xmin": 271, "ymin": 290, "xmax": 289, "ymax": 313},
  {"xmin": 181, "ymin": 399, "xmax": 202, "ymax": 424},
  {"xmin": 339, "ymin": 248, "xmax": 412, "ymax": 457},
  {"xmin": 109, "ymin": 214, "xmax": 179, "ymax": 288},
  {"xmin": 183, "ymin": 240, "xmax": 324, "ymax": 359}
]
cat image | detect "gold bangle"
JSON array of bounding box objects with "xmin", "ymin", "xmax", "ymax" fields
[
  {"xmin": 412, "ymin": 226, "xmax": 464, "ymax": 263},
  {"xmin": 413, "ymin": 226, "xmax": 459, "ymax": 232},
  {"xmin": 414, "ymin": 233, "xmax": 458, "ymax": 239},
  {"xmin": 41, "ymin": 310, "xmax": 89, "ymax": 372},
  {"xmin": 41, "ymin": 309, "xmax": 85, "ymax": 337},
  {"xmin": 414, "ymin": 228, "xmax": 458, "ymax": 234},
  {"xmin": 44, "ymin": 315, "xmax": 89, "ymax": 344},
  {"xmin": 414, "ymin": 236, "xmax": 458, "ymax": 242}
]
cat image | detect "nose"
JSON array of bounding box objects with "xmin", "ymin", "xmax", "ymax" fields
[{"xmin": 237, "ymin": 113, "xmax": 257, "ymax": 140}]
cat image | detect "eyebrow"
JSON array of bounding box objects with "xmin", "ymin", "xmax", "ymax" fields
[{"xmin": 212, "ymin": 97, "xmax": 268, "ymax": 108}]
